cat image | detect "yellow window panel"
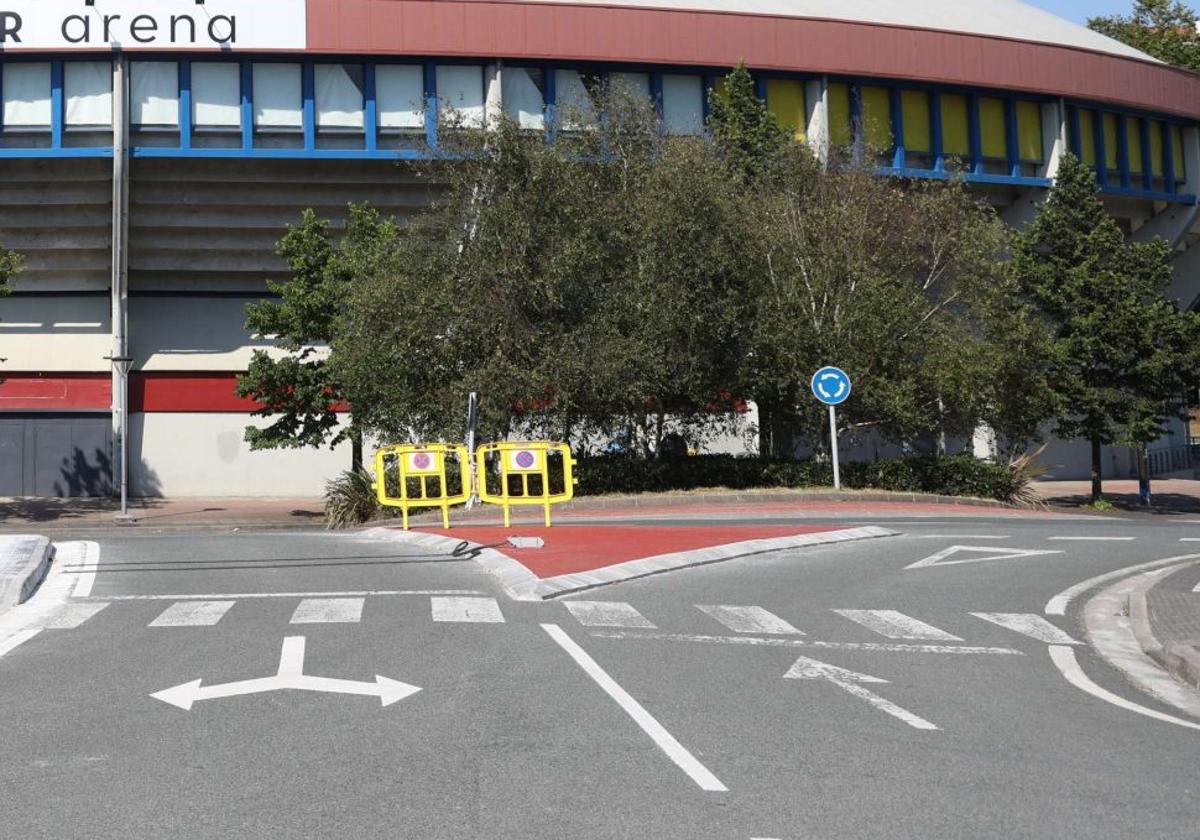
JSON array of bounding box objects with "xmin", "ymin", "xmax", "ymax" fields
[
  {"xmin": 1149, "ymin": 121, "xmax": 1165, "ymax": 177},
  {"xmin": 941, "ymin": 93, "xmax": 969, "ymax": 157},
  {"xmin": 979, "ymin": 97, "xmax": 1007, "ymax": 159},
  {"xmin": 901, "ymin": 90, "xmax": 931, "ymax": 153},
  {"xmin": 1172, "ymin": 124, "xmax": 1186, "ymax": 179},
  {"xmin": 1126, "ymin": 117, "xmax": 1144, "ymax": 174},
  {"xmin": 1016, "ymin": 100, "xmax": 1043, "ymax": 162},
  {"xmin": 860, "ymin": 85, "xmax": 892, "ymax": 150},
  {"xmin": 827, "ymin": 82, "xmax": 851, "ymax": 148},
  {"xmin": 766, "ymin": 78, "xmax": 806, "ymax": 142},
  {"xmin": 1103, "ymin": 112, "xmax": 1119, "ymax": 170},
  {"xmin": 1078, "ymin": 109, "xmax": 1097, "ymax": 166}
]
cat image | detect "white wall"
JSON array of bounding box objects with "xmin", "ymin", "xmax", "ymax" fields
[
  {"xmin": 0, "ymin": 295, "xmax": 111, "ymax": 371},
  {"xmin": 129, "ymin": 412, "xmax": 352, "ymax": 497}
]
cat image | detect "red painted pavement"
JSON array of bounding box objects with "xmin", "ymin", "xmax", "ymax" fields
[{"xmin": 422, "ymin": 524, "xmax": 842, "ymax": 579}]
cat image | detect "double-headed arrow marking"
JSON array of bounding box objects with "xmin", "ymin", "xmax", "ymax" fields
[
  {"xmin": 151, "ymin": 636, "xmax": 421, "ymax": 711},
  {"xmin": 784, "ymin": 655, "xmax": 938, "ymax": 730}
]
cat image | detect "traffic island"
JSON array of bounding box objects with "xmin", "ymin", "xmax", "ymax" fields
[
  {"xmin": 0, "ymin": 535, "xmax": 53, "ymax": 617},
  {"xmin": 363, "ymin": 523, "xmax": 897, "ymax": 600}
]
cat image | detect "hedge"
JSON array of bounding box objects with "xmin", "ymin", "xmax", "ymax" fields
[{"xmin": 574, "ymin": 454, "xmax": 1019, "ymax": 503}]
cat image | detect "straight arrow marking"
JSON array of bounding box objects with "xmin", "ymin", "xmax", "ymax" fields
[
  {"xmin": 150, "ymin": 636, "xmax": 421, "ymax": 711},
  {"xmin": 905, "ymin": 545, "xmax": 1064, "ymax": 570},
  {"xmin": 784, "ymin": 655, "xmax": 939, "ymax": 730}
]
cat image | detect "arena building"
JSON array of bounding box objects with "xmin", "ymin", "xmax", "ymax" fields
[{"xmin": 1, "ymin": 0, "xmax": 1199, "ymax": 498}]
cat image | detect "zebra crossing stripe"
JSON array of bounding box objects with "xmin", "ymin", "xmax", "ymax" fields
[
  {"xmin": 565, "ymin": 601, "xmax": 657, "ymax": 629},
  {"xmin": 45, "ymin": 602, "xmax": 110, "ymax": 630},
  {"xmin": 431, "ymin": 596, "xmax": 505, "ymax": 623},
  {"xmin": 833, "ymin": 609, "xmax": 962, "ymax": 642},
  {"xmin": 290, "ymin": 598, "xmax": 364, "ymax": 624},
  {"xmin": 149, "ymin": 601, "xmax": 236, "ymax": 628},
  {"xmin": 697, "ymin": 605, "xmax": 803, "ymax": 635},
  {"xmin": 970, "ymin": 613, "xmax": 1081, "ymax": 645}
]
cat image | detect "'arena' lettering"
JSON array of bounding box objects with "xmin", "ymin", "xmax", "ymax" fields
[{"xmin": 58, "ymin": 12, "xmax": 236, "ymax": 46}]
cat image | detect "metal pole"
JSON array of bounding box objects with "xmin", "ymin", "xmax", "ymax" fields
[
  {"xmin": 465, "ymin": 391, "xmax": 479, "ymax": 509},
  {"xmin": 829, "ymin": 405, "xmax": 841, "ymax": 491},
  {"xmin": 111, "ymin": 53, "xmax": 131, "ymax": 521}
]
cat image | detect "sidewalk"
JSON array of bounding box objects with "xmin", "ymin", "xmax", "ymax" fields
[
  {"xmin": 1034, "ymin": 478, "xmax": 1200, "ymax": 514},
  {"xmin": 0, "ymin": 496, "xmax": 326, "ymax": 532}
]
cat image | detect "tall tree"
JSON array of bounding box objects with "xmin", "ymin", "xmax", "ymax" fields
[
  {"xmin": 236, "ymin": 206, "xmax": 396, "ymax": 471},
  {"xmin": 1010, "ymin": 154, "xmax": 1200, "ymax": 501},
  {"xmin": 1089, "ymin": 0, "xmax": 1200, "ymax": 70}
]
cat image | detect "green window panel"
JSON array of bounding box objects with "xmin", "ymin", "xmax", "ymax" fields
[
  {"xmin": 860, "ymin": 85, "xmax": 892, "ymax": 150},
  {"xmin": 1078, "ymin": 109, "xmax": 1097, "ymax": 166},
  {"xmin": 979, "ymin": 97, "xmax": 1007, "ymax": 159},
  {"xmin": 1127, "ymin": 117, "xmax": 1144, "ymax": 175},
  {"xmin": 1103, "ymin": 112, "xmax": 1119, "ymax": 171},
  {"xmin": 901, "ymin": 90, "xmax": 931, "ymax": 154},
  {"xmin": 828, "ymin": 83, "xmax": 851, "ymax": 148},
  {"xmin": 941, "ymin": 93, "xmax": 969, "ymax": 157},
  {"xmin": 1016, "ymin": 100, "xmax": 1043, "ymax": 163},
  {"xmin": 1149, "ymin": 121, "xmax": 1165, "ymax": 177},
  {"xmin": 766, "ymin": 79, "xmax": 806, "ymax": 142}
]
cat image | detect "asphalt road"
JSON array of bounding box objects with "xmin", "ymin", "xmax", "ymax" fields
[{"xmin": 2, "ymin": 513, "xmax": 1199, "ymax": 839}]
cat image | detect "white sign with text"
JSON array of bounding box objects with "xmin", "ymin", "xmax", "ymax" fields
[{"xmin": 0, "ymin": 0, "xmax": 307, "ymax": 51}]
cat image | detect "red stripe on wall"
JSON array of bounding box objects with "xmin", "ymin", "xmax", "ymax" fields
[
  {"xmin": 305, "ymin": 1, "xmax": 1200, "ymax": 120},
  {"xmin": 0, "ymin": 374, "xmax": 112, "ymax": 410}
]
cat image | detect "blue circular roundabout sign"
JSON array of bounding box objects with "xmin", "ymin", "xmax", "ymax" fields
[{"xmin": 811, "ymin": 366, "xmax": 852, "ymax": 406}]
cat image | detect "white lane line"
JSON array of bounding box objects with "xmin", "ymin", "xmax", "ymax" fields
[
  {"xmin": 697, "ymin": 605, "xmax": 803, "ymax": 635},
  {"xmin": 820, "ymin": 676, "xmax": 940, "ymax": 731},
  {"xmin": 833, "ymin": 609, "xmax": 962, "ymax": 642},
  {"xmin": 912, "ymin": 535, "xmax": 1011, "ymax": 540},
  {"xmin": 45, "ymin": 602, "xmax": 110, "ymax": 629},
  {"xmin": 565, "ymin": 601, "xmax": 657, "ymax": 629},
  {"xmin": 0, "ymin": 628, "xmax": 41, "ymax": 658},
  {"xmin": 1180, "ymin": 539, "xmax": 1200, "ymax": 542},
  {"xmin": 1047, "ymin": 536, "xmax": 1136, "ymax": 542},
  {"xmin": 431, "ymin": 596, "xmax": 505, "ymax": 623},
  {"xmin": 149, "ymin": 600, "xmax": 236, "ymax": 628},
  {"xmin": 92, "ymin": 589, "xmax": 483, "ymax": 601},
  {"xmin": 1049, "ymin": 645, "xmax": 1200, "ymax": 731},
  {"xmin": 590, "ymin": 631, "xmax": 1022, "ymax": 656},
  {"xmin": 290, "ymin": 598, "xmax": 364, "ymax": 624},
  {"xmin": 65, "ymin": 541, "xmax": 101, "ymax": 598},
  {"xmin": 1045, "ymin": 553, "xmax": 1200, "ymax": 616},
  {"xmin": 970, "ymin": 613, "xmax": 1081, "ymax": 645},
  {"xmin": 541, "ymin": 623, "xmax": 727, "ymax": 793}
]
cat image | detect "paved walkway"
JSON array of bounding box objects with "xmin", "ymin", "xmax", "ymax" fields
[
  {"xmin": 0, "ymin": 497, "xmax": 325, "ymax": 531},
  {"xmin": 1034, "ymin": 478, "xmax": 1200, "ymax": 514},
  {"xmin": 1138, "ymin": 562, "xmax": 1200, "ymax": 690}
]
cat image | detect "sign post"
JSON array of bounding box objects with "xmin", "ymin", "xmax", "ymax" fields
[{"xmin": 811, "ymin": 366, "xmax": 852, "ymax": 490}]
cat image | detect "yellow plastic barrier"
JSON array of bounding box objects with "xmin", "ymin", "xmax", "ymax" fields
[
  {"xmin": 476, "ymin": 441, "xmax": 577, "ymax": 527},
  {"xmin": 374, "ymin": 443, "xmax": 470, "ymax": 530}
]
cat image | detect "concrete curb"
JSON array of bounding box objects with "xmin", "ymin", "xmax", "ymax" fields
[
  {"xmin": 0, "ymin": 535, "xmax": 54, "ymax": 616},
  {"xmin": 363, "ymin": 524, "xmax": 899, "ymax": 601},
  {"xmin": 1127, "ymin": 567, "xmax": 1200, "ymax": 692}
]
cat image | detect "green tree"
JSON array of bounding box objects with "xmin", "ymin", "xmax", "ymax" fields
[
  {"xmin": 0, "ymin": 245, "xmax": 21, "ymax": 382},
  {"xmin": 236, "ymin": 206, "xmax": 396, "ymax": 470},
  {"xmin": 707, "ymin": 61, "xmax": 789, "ymax": 184},
  {"xmin": 1089, "ymin": 0, "xmax": 1200, "ymax": 70},
  {"xmin": 1010, "ymin": 154, "xmax": 1200, "ymax": 501}
]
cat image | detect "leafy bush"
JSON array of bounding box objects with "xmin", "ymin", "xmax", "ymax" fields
[
  {"xmin": 324, "ymin": 469, "xmax": 381, "ymax": 529},
  {"xmin": 575, "ymin": 454, "xmax": 1025, "ymax": 503}
]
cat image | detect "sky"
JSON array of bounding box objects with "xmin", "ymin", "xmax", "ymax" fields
[{"xmin": 1027, "ymin": 0, "xmax": 1140, "ymax": 23}]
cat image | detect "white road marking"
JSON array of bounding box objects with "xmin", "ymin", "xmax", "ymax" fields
[
  {"xmin": 541, "ymin": 623, "xmax": 727, "ymax": 792},
  {"xmin": 45, "ymin": 602, "xmax": 109, "ymax": 629},
  {"xmin": 150, "ymin": 636, "xmax": 421, "ymax": 711},
  {"xmin": 0, "ymin": 628, "xmax": 41, "ymax": 658},
  {"xmin": 93, "ymin": 589, "xmax": 483, "ymax": 601},
  {"xmin": 565, "ymin": 601, "xmax": 656, "ymax": 629},
  {"xmin": 784, "ymin": 656, "xmax": 938, "ymax": 730},
  {"xmin": 906, "ymin": 545, "xmax": 1064, "ymax": 570},
  {"xmin": 697, "ymin": 605, "xmax": 802, "ymax": 635},
  {"xmin": 970, "ymin": 613, "xmax": 1081, "ymax": 645},
  {"xmin": 290, "ymin": 598, "xmax": 364, "ymax": 624},
  {"xmin": 912, "ymin": 535, "xmax": 1011, "ymax": 540},
  {"xmin": 431, "ymin": 596, "xmax": 505, "ymax": 623},
  {"xmin": 63, "ymin": 541, "xmax": 100, "ymax": 598},
  {"xmin": 1181, "ymin": 538, "xmax": 1200, "ymax": 543},
  {"xmin": 1049, "ymin": 645, "xmax": 1200, "ymax": 731},
  {"xmin": 1047, "ymin": 536, "xmax": 1135, "ymax": 542},
  {"xmin": 590, "ymin": 631, "xmax": 1022, "ymax": 656},
  {"xmin": 1044, "ymin": 553, "xmax": 1200, "ymax": 615},
  {"xmin": 834, "ymin": 609, "xmax": 962, "ymax": 641},
  {"xmin": 149, "ymin": 600, "xmax": 235, "ymax": 628}
]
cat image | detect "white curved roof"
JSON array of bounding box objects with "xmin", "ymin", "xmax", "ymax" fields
[{"xmin": 521, "ymin": 0, "xmax": 1157, "ymax": 62}]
